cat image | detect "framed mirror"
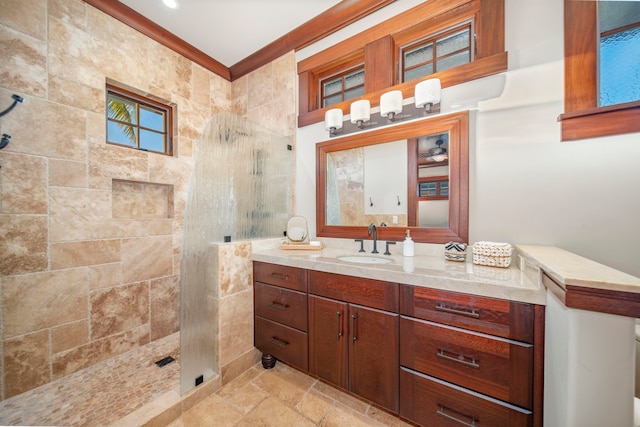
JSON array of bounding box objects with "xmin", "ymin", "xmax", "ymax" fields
[{"xmin": 316, "ymin": 111, "xmax": 469, "ymax": 244}]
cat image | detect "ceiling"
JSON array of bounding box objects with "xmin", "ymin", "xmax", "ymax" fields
[{"xmin": 118, "ymin": 0, "xmax": 342, "ymax": 68}]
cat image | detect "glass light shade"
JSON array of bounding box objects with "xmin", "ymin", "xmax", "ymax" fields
[
  {"xmin": 415, "ymin": 78, "xmax": 441, "ymax": 108},
  {"xmin": 350, "ymin": 100, "xmax": 371, "ymax": 124},
  {"xmin": 380, "ymin": 90, "xmax": 403, "ymax": 117},
  {"xmin": 324, "ymin": 108, "xmax": 343, "ymax": 130}
]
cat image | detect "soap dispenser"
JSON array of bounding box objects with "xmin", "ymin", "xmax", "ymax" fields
[{"xmin": 403, "ymin": 230, "xmax": 414, "ymax": 257}]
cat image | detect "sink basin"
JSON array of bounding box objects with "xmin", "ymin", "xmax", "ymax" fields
[{"xmin": 337, "ymin": 255, "xmax": 393, "ymax": 265}]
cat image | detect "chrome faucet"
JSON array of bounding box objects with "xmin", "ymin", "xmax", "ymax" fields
[{"xmin": 368, "ymin": 223, "xmax": 378, "ymax": 254}]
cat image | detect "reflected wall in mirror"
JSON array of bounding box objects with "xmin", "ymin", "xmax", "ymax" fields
[{"xmin": 317, "ymin": 111, "xmax": 469, "ymax": 244}]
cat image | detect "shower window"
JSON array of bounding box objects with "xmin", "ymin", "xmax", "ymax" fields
[{"xmin": 106, "ymin": 83, "xmax": 174, "ymax": 155}]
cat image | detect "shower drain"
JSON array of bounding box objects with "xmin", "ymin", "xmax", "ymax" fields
[{"xmin": 155, "ymin": 356, "xmax": 176, "ymax": 367}]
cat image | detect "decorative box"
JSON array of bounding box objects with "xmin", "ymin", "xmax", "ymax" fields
[
  {"xmin": 444, "ymin": 242, "xmax": 468, "ymax": 262},
  {"xmin": 472, "ymin": 241, "xmax": 512, "ymax": 268}
]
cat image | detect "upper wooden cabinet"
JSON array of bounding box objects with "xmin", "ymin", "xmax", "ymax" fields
[{"xmin": 297, "ymin": 0, "xmax": 507, "ymax": 127}]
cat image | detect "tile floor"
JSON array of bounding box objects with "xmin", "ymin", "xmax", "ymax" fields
[
  {"xmin": 170, "ymin": 362, "xmax": 412, "ymax": 427},
  {"xmin": 0, "ymin": 331, "xmax": 411, "ymax": 426},
  {"xmin": 0, "ymin": 333, "xmax": 180, "ymax": 426}
]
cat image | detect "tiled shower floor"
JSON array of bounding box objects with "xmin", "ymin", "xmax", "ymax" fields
[{"xmin": 0, "ymin": 332, "xmax": 180, "ymax": 426}]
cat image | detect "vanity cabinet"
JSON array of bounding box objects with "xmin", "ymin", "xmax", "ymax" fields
[
  {"xmin": 399, "ymin": 285, "xmax": 543, "ymax": 427},
  {"xmin": 308, "ymin": 271, "xmax": 399, "ymax": 413},
  {"xmin": 253, "ymin": 262, "xmax": 309, "ymax": 371},
  {"xmin": 252, "ymin": 261, "xmax": 543, "ymax": 426}
]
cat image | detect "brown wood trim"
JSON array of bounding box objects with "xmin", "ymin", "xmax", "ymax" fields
[
  {"xmin": 83, "ymin": 0, "xmax": 230, "ymax": 80},
  {"xmin": 298, "ymin": 0, "xmax": 471, "ymax": 73},
  {"xmin": 542, "ymin": 272, "xmax": 640, "ymax": 318},
  {"xmin": 559, "ymin": 101, "xmax": 640, "ymax": 141},
  {"xmin": 565, "ymin": 285, "xmax": 640, "ymax": 318},
  {"xmin": 364, "ymin": 36, "xmax": 395, "ymax": 93},
  {"xmin": 299, "ymin": 52, "xmax": 506, "ymax": 127},
  {"xmin": 563, "ymin": 0, "xmax": 598, "ymax": 113},
  {"xmin": 231, "ymin": 0, "xmax": 395, "ymax": 80},
  {"xmin": 83, "ymin": 0, "xmax": 394, "ymax": 81},
  {"xmin": 407, "ymin": 137, "xmax": 418, "ymax": 227},
  {"xmin": 532, "ymin": 305, "xmax": 545, "ymax": 427}
]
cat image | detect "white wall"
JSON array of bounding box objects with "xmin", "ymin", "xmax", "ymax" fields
[{"xmin": 296, "ymin": 0, "xmax": 640, "ymax": 277}]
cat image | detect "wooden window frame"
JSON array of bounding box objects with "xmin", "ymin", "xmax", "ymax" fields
[
  {"xmin": 298, "ymin": 0, "xmax": 506, "ymax": 127},
  {"xmin": 106, "ymin": 83, "xmax": 174, "ymax": 156},
  {"xmin": 559, "ymin": 0, "xmax": 640, "ymax": 141},
  {"xmin": 316, "ymin": 58, "xmax": 366, "ymax": 109},
  {"xmin": 399, "ymin": 22, "xmax": 474, "ymax": 84},
  {"xmin": 418, "ymin": 176, "xmax": 450, "ymax": 200}
]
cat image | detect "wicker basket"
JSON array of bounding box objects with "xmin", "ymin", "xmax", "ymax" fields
[{"xmin": 472, "ymin": 241, "xmax": 512, "ymax": 268}]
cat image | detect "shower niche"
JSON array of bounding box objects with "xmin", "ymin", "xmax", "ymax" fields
[{"xmin": 180, "ymin": 112, "xmax": 293, "ymax": 394}]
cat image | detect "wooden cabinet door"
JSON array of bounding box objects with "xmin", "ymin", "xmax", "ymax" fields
[
  {"xmin": 309, "ymin": 295, "xmax": 348, "ymax": 389},
  {"xmin": 349, "ymin": 304, "xmax": 399, "ymax": 413}
]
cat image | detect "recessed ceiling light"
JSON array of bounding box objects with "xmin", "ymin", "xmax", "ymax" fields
[{"xmin": 163, "ymin": 0, "xmax": 178, "ymax": 9}]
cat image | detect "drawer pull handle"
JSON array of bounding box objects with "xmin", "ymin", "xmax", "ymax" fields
[
  {"xmin": 435, "ymin": 304, "xmax": 480, "ymax": 319},
  {"xmin": 351, "ymin": 314, "xmax": 357, "ymax": 342},
  {"xmin": 268, "ymin": 301, "xmax": 288, "ymax": 311},
  {"xmin": 436, "ymin": 405, "xmax": 477, "ymax": 427},
  {"xmin": 270, "ymin": 272, "xmax": 290, "ymax": 281},
  {"xmin": 336, "ymin": 311, "xmax": 342, "ymax": 338},
  {"xmin": 437, "ymin": 349, "xmax": 480, "ymax": 369},
  {"xmin": 269, "ymin": 337, "xmax": 288, "ymax": 348}
]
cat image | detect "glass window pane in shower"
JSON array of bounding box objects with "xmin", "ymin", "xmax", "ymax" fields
[
  {"xmin": 140, "ymin": 129, "xmax": 165, "ymax": 153},
  {"xmin": 107, "ymin": 94, "xmax": 137, "ymax": 124},
  {"xmin": 107, "ymin": 120, "xmax": 137, "ymax": 147},
  {"xmin": 140, "ymin": 105, "xmax": 165, "ymax": 131}
]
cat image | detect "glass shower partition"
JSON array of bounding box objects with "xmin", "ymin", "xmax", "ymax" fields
[{"xmin": 180, "ymin": 111, "xmax": 293, "ymax": 394}]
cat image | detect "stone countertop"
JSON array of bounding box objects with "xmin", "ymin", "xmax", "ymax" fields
[
  {"xmin": 251, "ymin": 239, "xmax": 546, "ymax": 305},
  {"xmin": 516, "ymin": 245, "xmax": 640, "ymax": 294}
]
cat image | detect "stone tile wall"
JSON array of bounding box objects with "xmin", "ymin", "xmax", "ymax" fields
[{"xmin": 0, "ymin": 0, "xmax": 296, "ymax": 400}]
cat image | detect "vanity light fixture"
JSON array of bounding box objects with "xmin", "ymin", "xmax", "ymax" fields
[
  {"xmin": 324, "ymin": 108, "xmax": 343, "ymax": 136},
  {"xmin": 380, "ymin": 90, "xmax": 403, "ymax": 122},
  {"xmin": 350, "ymin": 99, "xmax": 371, "ymax": 128},
  {"xmin": 415, "ymin": 78, "xmax": 441, "ymax": 114}
]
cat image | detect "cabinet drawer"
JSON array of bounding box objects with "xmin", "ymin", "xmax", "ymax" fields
[
  {"xmin": 309, "ymin": 270, "xmax": 398, "ymax": 312},
  {"xmin": 255, "ymin": 282, "xmax": 307, "ymax": 331},
  {"xmin": 400, "ymin": 285, "xmax": 534, "ymax": 343},
  {"xmin": 400, "ymin": 316, "xmax": 533, "ymax": 409},
  {"xmin": 400, "ymin": 367, "xmax": 532, "ymax": 427},
  {"xmin": 255, "ymin": 316, "xmax": 308, "ymax": 371},
  {"xmin": 254, "ymin": 262, "xmax": 307, "ymax": 292}
]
